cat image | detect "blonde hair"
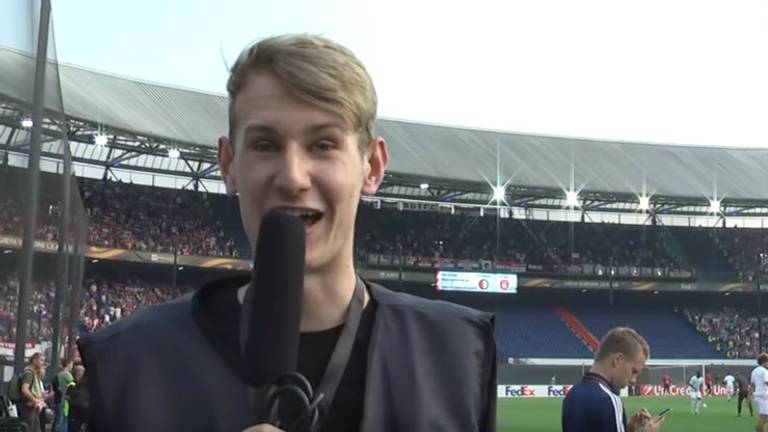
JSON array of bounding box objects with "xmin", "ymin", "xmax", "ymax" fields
[
  {"xmin": 226, "ymin": 34, "xmax": 377, "ymax": 147},
  {"xmin": 595, "ymin": 327, "xmax": 651, "ymax": 362}
]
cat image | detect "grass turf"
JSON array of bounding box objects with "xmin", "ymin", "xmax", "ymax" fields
[{"xmin": 498, "ymin": 394, "xmax": 759, "ymax": 431}]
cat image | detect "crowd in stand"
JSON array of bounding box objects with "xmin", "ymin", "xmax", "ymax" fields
[
  {"xmin": 715, "ymin": 228, "xmax": 768, "ymax": 281},
  {"xmin": 0, "ymin": 272, "xmax": 185, "ymax": 344},
  {"xmin": 81, "ymin": 178, "xmax": 237, "ymax": 257},
  {"xmin": 0, "ymin": 275, "xmax": 55, "ymax": 344},
  {"xmin": 78, "ymin": 277, "xmax": 184, "ymax": 334},
  {"xmin": 0, "ymin": 177, "xmax": 238, "ymax": 258},
  {"xmin": 17, "ymin": 168, "xmax": 768, "ymax": 278},
  {"xmin": 355, "ymin": 205, "xmax": 683, "ymax": 271},
  {"xmin": 686, "ymin": 307, "xmax": 768, "ymax": 359}
]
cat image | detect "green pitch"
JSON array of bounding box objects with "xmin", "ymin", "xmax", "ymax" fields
[{"xmin": 498, "ymin": 395, "xmax": 758, "ymax": 431}]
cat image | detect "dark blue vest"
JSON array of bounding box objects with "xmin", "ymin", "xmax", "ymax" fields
[{"xmin": 78, "ymin": 279, "xmax": 497, "ymax": 432}]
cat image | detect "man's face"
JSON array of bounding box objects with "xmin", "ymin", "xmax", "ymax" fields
[
  {"xmin": 219, "ymin": 72, "xmax": 388, "ymax": 272},
  {"xmin": 612, "ymin": 352, "xmax": 647, "ymax": 389},
  {"xmin": 34, "ymin": 356, "xmax": 46, "ymax": 369}
]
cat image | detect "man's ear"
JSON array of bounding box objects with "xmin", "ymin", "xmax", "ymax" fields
[
  {"xmin": 361, "ymin": 137, "xmax": 389, "ymax": 196},
  {"xmin": 613, "ymin": 352, "xmax": 625, "ymax": 368},
  {"xmin": 218, "ymin": 136, "xmax": 237, "ymax": 195}
]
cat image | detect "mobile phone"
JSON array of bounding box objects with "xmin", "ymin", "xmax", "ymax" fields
[{"xmin": 657, "ymin": 408, "xmax": 671, "ymax": 418}]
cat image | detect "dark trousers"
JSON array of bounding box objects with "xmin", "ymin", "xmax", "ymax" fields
[
  {"xmin": 738, "ymin": 392, "xmax": 753, "ymax": 416},
  {"xmin": 18, "ymin": 403, "xmax": 41, "ymax": 432},
  {"xmin": 69, "ymin": 415, "xmax": 87, "ymax": 432}
]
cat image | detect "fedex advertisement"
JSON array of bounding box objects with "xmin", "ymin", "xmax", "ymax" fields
[{"xmin": 497, "ymin": 385, "xmax": 573, "ymax": 398}]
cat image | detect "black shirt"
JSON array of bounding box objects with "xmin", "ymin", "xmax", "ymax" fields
[
  {"xmin": 736, "ymin": 375, "xmax": 750, "ymax": 394},
  {"xmin": 193, "ymin": 277, "xmax": 376, "ymax": 432},
  {"xmin": 300, "ymin": 303, "xmax": 376, "ymax": 432}
]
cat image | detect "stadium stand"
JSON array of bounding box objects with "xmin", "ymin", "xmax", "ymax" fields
[
  {"xmin": 686, "ymin": 307, "xmax": 768, "ymax": 359},
  {"xmin": 715, "ymin": 228, "xmax": 768, "ymax": 281},
  {"xmin": 0, "ymin": 271, "xmax": 186, "ymax": 343},
  {"xmin": 486, "ymin": 304, "xmax": 594, "ymax": 359},
  {"xmin": 354, "ymin": 205, "xmax": 692, "ymax": 278},
  {"xmin": 81, "ymin": 177, "xmax": 236, "ymax": 257},
  {"xmin": 2, "ymin": 169, "xmax": 767, "ymax": 360},
  {"xmin": 573, "ymin": 306, "xmax": 722, "ymax": 359},
  {"xmin": 208, "ymin": 193, "xmax": 252, "ymax": 258},
  {"xmin": 666, "ymin": 227, "xmax": 737, "ymax": 282}
]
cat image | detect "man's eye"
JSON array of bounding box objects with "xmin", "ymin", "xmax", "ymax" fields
[
  {"xmin": 311, "ymin": 141, "xmax": 336, "ymax": 152},
  {"xmin": 248, "ymin": 141, "xmax": 279, "ymax": 152}
]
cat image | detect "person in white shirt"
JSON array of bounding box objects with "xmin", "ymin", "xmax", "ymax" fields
[
  {"xmin": 689, "ymin": 371, "xmax": 705, "ymax": 414},
  {"xmin": 723, "ymin": 373, "xmax": 736, "ymax": 402},
  {"xmin": 751, "ymin": 353, "xmax": 768, "ymax": 432}
]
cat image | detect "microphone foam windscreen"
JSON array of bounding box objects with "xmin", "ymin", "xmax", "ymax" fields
[{"xmin": 244, "ymin": 209, "xmax": 306, "ymax": 385}]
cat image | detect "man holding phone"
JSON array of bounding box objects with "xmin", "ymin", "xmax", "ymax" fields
[{"xmin": 562, "ymin": 327, "xmax": 665, "ymax": 432}]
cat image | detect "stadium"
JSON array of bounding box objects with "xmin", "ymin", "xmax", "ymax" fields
[{"xmin": 2, "ymin": 3, "xmax": 768, "ymax": 432}]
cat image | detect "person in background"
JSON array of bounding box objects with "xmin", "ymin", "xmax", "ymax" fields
[
  {"xmin": 735, "ymin": 372, "xmax": 753, "ymax": 417},
  {"xmin": 53, "ymin": 359, "xmax": 74, "ymax": 432},
  {"xmin": 66, "ymin": 365, "xmax": 88, "ymax": 432},
  {"xmin": 19, "ymin": 353, "xmax": 48, "ymax": 432},
  {"xmin": 723, "ymin": 372, "xmax": 735, "ymax": 402},
  {"xmin": 750, "ymin": 353, "xmax": 768, "ymax": 432},
  {"xmin": 562, "ymin": 327, "xmax": 664, "ymax": 432},
  {"xmin": 662, "ymin": 372, "xmax": 672, "ymax": 395},
  {"xmin": 689, "ymin": 371, "xmax": 705, "ymax": 414}
]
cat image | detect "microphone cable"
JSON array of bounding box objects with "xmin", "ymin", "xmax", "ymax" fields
[{"xmin": 263, "ymin": 371, "xmax": 324, "ymax": 432}]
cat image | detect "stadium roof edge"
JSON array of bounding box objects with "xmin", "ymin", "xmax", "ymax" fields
[
  {"xmin": 2, "ymin": 45, "xmax": 768, "ymax": 201},
  {"xmin": 381, "ymin": 115, "xmax": 768, "ymax": 152}
]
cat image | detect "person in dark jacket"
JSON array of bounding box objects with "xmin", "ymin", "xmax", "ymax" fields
[
  {"xmin": 78, "ymin": 34, "xmax": 497, "ymax": 432},
  {"xmin": 66, "ymin": 365, "xmax": 88, "ymax": 432},
  {"xmin": 562, "ymin": 327, "xmax": 664, "ymax": 432}
]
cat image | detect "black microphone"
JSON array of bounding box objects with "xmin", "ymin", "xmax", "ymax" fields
[
  {"xmin": 243, "ymin": 209, "xmax": 306, "ymax": 385},
  {"xmin": 241, "ymin": 209, "xmax": 322, "ymax": 431}
]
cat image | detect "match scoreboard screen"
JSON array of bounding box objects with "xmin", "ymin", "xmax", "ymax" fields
[{"xmin": 436, "ymin": 271, "xmax": 518, "ymax": 294}]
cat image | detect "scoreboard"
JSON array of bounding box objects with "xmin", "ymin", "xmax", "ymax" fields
[{"xmin": 436, "ymin": 270, "xmax": 518, "ymax": 294}]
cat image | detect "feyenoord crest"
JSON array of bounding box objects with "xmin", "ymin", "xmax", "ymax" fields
[{"xmin": 500, "ymin": 279, "xmax": 510, "ymax": 291}]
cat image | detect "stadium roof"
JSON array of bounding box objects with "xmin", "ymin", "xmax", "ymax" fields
[{"xmin": 1, "ymin": 45, "xmax": 768, "ymax": 203}]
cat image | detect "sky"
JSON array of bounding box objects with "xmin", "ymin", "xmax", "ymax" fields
[{"xmin": 3, "ymin": 0, "xmax": 768, "ymax": 148}]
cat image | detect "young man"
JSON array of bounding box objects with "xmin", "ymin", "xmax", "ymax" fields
[
  {"xmin": 735, "ymin": 373, "xmax": 754, "ymax": 417},
  {"xmin": 705, "ymin": 372, "xmax": 713, "ymax": 395},
  {"xmin": 77, "ymin": 35, "xmax": 497, "ymax": 432},
  {"xmin": 662, "ymin": 372, "xmax": 672, "ymax": 395},
  {"xmin": 723, "ymin": 372, "xmax": 736, "ymax": 402},
  {"xmin": 751, "ymin": 353, "xmax": 768, "ymax": 432},
  {"xmin": 690, "ymin": 371, "xmax": 705, "ymax": 414},
  {"xmin": 562, "ymin": 327, "xmax": 665, "ymax": 432}
]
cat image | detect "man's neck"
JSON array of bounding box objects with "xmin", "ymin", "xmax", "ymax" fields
[
  {"xmin": 589, "ymin": 363, "xmax": 614, "ymax": 388},
  {"xmin": 237, "ymin": 260, "xmax": 368, "ymax": 333}
]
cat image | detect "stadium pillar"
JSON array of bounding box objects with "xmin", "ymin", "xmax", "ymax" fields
[
  {"xmin": 398, "ymin": 243, "xmax": 404, "ymax": 291},
  {"xmin": 13, "ymin": 0, "xmax": 51, "ymax": 374},
  {"xmin": 758, "ymin": 270, "xmax": 763, "ymax": 353},
  {"xmin": 608, "ymin": 256, "xmax": 615, "ymax": 307},
  {"xmin": 66, "ymin": 250, "xmax": 85, "ymax": 361},
  {"xmin": 50, "ymin": 137, "xmax": 73, "ymax": 372},
  {"xmin": 173, "ymin": 248, "xmax": 178, "ymax": 292}
]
